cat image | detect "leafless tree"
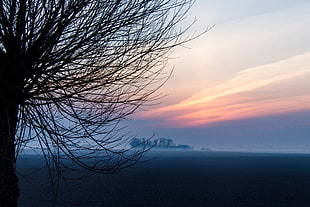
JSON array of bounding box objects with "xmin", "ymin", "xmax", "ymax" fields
[{"xmin": 0, "ymin": 0, "xmax": 202, "ymax": 206}]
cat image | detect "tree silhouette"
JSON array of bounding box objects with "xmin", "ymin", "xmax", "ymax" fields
[{"xmin": 0, "ymin": 0, "xmax": 201, "ymax": 206}]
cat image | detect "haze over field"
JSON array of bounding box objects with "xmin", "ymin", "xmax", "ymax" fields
[{"xmin": 131, "ymin": 0, "xmax": 310, "ymax": 152}]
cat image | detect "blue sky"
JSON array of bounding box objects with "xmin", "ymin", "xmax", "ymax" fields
[{"xmin": 130, "ymin": 0, "xmax": 310, "ymax": 152}]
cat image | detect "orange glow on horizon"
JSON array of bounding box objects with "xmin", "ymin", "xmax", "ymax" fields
[{"xmin": 136, "ymin": 52, "xmax": 310, "ymax": 128}]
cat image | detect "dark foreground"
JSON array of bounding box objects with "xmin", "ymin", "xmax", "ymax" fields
[{"xmin": 18, "ymin": 151, "xmax": 310, "ymax": 207}]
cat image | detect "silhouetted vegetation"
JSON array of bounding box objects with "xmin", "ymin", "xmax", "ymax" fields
[
  {"xmin": 0, "ymin": 0, "xmax": 206, "ymax": 206},
  {"xmin": 130, "ymin": 138, "xmax": 192, "ymax": 150}
]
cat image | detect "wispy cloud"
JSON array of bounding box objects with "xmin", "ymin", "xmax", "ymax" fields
[
  {"xmin": 182, "ymin": 52, "xmax": 310, "ymax": 105},
  {"xmin": 137, "ymin": 52, "xmax": 310, "ymax": 127}
]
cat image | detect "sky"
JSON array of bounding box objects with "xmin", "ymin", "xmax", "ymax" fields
[{"xmin": 130, "ymin": 0, "xmax": 310, "ymax": 152}]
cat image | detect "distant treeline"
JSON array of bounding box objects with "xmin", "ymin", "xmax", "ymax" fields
[{"xmin": 130, "ymin": 138, "xmax": 192, "ymax": 150}]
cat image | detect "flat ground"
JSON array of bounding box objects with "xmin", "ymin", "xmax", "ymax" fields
[{"xmin": 18, "ymin": 151, "xmax": 310, "ymax": 207}]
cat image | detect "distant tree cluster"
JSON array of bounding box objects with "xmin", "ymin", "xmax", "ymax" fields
[{"xmin": 130, "ymin": 138, "xmax": 192, "ymax": 150}]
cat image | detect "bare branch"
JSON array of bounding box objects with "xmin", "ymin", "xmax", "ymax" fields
[{"xmin": 0, "ymin": 1, "xmax": 206, "ymax": 205}]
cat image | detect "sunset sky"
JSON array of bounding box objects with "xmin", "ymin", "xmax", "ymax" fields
[{"xmin": 131, "ymin": 0, "xmax": 310, "ymax": 152}]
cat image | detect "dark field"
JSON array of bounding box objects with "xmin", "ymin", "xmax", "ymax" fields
[{"xmin": 17, "ymin": 151, "xmax": 310, "ymax": 207}]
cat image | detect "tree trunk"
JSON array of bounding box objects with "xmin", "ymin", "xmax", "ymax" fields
[{"xmin": 0, "ymin": 98, "xmax": 19, "ymax": 207}]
